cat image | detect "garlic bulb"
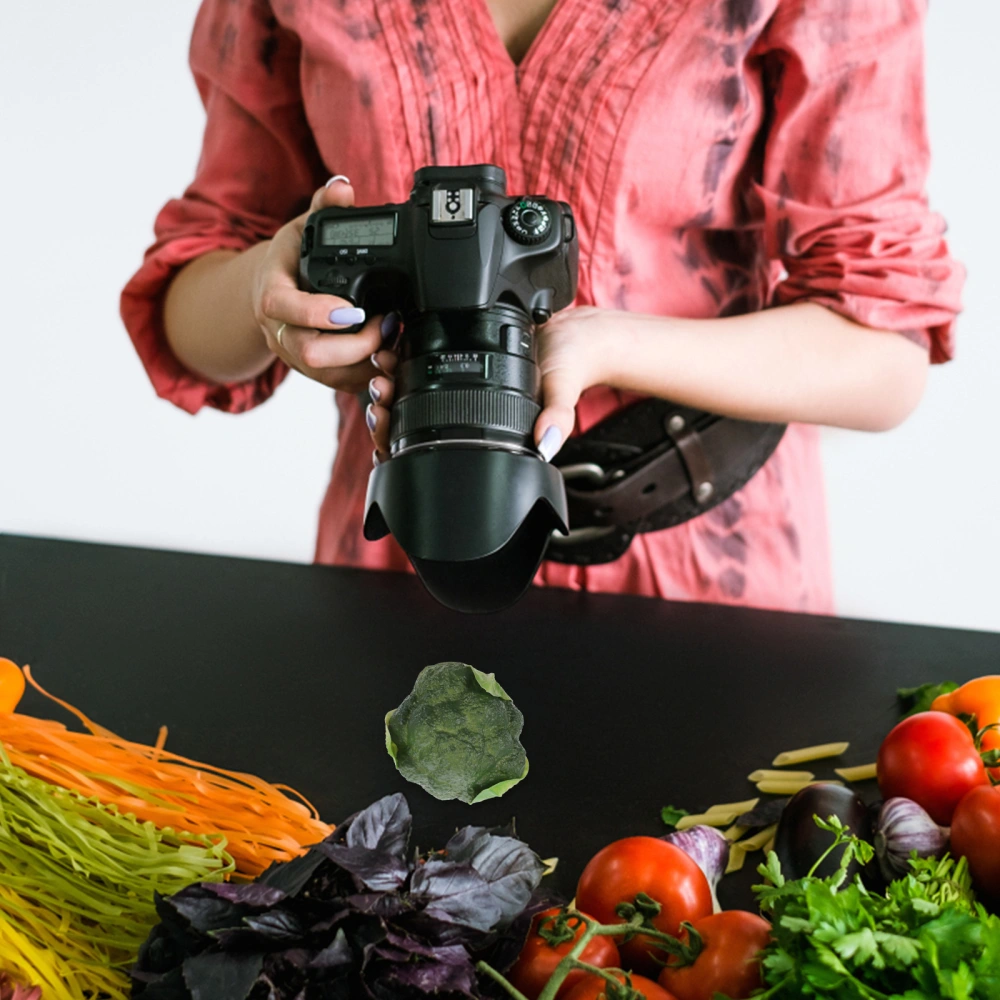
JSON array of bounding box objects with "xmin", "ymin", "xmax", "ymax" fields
[
  {"xmin": 875, "ymin": 797, "xmax": 948, "ymax": 881},
  {"xmin": 663, "ymin": 825, "xmax": 729, "ymax": 912}
]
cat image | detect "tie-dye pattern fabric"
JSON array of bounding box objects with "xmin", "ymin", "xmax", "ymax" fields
[{"xmin": 121, "ymin": 0, "xmax": 964, "ymax": 614}]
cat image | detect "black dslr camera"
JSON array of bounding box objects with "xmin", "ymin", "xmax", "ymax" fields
[{"xmin": 300, "ymin": 165, "xmax": 578, "ymax": 613}]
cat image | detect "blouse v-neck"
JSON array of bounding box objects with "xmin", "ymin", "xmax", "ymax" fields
[{"xmin": 472, "ymin": 0, "xmax": 570, "ymax": 77}]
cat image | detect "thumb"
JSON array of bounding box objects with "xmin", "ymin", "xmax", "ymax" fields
[
  {"xmin": 310, "ymin": 174, "xmax": 355, "ymax": 212},
  {"xmin": 534, "ymin": 368, "xmax": 579, "ymax": 462}
]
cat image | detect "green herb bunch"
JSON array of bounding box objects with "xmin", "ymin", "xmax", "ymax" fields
[{"xmin": 753, "ymin": 817, "xmax": 1000, "ymax": 999}]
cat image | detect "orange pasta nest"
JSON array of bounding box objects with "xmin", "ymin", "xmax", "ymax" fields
[{"xmin": 0, "ymin": 664, "xmax": 334, "ymax": 878}]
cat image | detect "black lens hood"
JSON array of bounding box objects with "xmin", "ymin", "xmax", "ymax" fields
[{"xmin": 364, "ymin": 448, "xmax": 569, "ymax": 613}]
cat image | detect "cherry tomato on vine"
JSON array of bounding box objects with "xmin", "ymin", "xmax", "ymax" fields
[
  {"xmin": 562, "ymin": 971, "xmax": 677, "ymax": 1000},
  {"xmin": 657, "ymin": 912, "xmax": 772, "ymax": 1000},
  {"xmin": 507, "ymin": 908, "xmax": 620, "ymax": 999},
  {"xmin": 950, "ymin": 785, "xmax": 1000, "ymax": 900},
  {"xmin": 877, "ymin": 712, "xmax": 989, "ymax": 825},
  {"xmin": 0, "ymin": 658, "xmax": 25, "ymax": 713},
  {"xmin": 575, "ymin": 837, "xmax": 712, "ymax": 976}
]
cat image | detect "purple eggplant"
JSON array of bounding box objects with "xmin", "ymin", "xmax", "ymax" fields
[{"xmin": 773, "ymin": 782, "xmax": 873, "ymax": 882}]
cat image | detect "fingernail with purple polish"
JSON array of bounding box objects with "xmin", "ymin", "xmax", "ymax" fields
[
  {"xmin": 380, "ymin": 311, "xmax": 400, "ymax": 340},
  {"xmin": 370, "ymin": 353, "xmax": 384, "ymax": 372},
  {"xmin": 365, "ymin": 403, "xmax": 377, "ymax": 433},
  {"xmin": 330, "ymin": 306, "xmax": 366, "ymax": 326},
  {"xmin": 325, "ymin": 174, "xmax": 351, "ymax": 187},
  {"xmin": 538, "ymin": 426, "xmax": 563, "ymax": 463},
  {"xmin": 369, "ymin": 378, "xmax": 381, "ymax": 403}
]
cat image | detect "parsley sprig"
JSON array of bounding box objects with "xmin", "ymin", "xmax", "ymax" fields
[{"xmin": 752, "ymin": 816, "xmax": 1000, "ymax": 999}]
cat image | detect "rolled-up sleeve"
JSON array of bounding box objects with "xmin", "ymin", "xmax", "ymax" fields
[
  {"xmin": 120, "ymin": 0, "xmax": 326, "ymax": 414},
  {"xmin": 753, "ymin": 0, "xmax": 964, "ymax": 362}
]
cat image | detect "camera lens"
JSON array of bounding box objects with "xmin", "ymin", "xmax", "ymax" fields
[
  {"xmin": 358, "ymin": 166, "xmax": 577, "ymax": 613},
  {"xmin": 389, "ymin": 304, "xmax": 540, "ymax": 457}
]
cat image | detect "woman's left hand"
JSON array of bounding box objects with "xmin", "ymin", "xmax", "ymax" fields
[{"xmin": 366, "ymin": 305, "xmax": 615, "ymax": 463}]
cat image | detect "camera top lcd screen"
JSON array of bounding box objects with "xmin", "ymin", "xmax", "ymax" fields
[{"xmin": 321, "ymin": 216, "xmax": 396, "ymax": 247}]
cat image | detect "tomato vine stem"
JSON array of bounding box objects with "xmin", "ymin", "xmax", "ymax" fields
[{"xmin": 477, "ymin": 909, "xmax": 691, "ymax": 1000}]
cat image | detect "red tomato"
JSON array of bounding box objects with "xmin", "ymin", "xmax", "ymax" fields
[
  {"xmin": 877, "ymin": 712, "xmax": 989, "ymax": 825},
  {"xmin": 508, "ymin": 908, "xmax": 620, "ymax": 1000},
  {"xmin": 950, "ymin": 785, "xmax": 1000, "ymax": 900},
  {"xmin": 658, "ymin": 912, "xmax": 772, "ymax": 1000},
  {"xmin": 562, "ymin": 971, "xmax": 677, "ymax": 1000},
  {"xmin": 575, "ymin": 837, "xmax": 713, "ymax": 976}
]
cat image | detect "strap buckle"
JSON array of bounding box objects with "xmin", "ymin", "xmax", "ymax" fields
[{"xmin": 558, "ymin": 462, "xmax": 626, "ymax": 487}]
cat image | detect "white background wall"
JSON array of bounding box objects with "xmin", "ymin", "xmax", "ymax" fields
[{"xmin": 1, "ymin": 2, "xmax": 997, "ymax": 632}]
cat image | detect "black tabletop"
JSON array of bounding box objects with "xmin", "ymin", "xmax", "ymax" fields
[{"xmin": 1, "ymin": 533, "xmax": 998, "ymax": 910}]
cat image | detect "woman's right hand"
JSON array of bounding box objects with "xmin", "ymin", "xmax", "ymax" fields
[{"xmin": 252, "ymin": 176, "xmax": 399, "ymax": 394}]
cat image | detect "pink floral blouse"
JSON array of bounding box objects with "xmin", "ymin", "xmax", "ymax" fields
[{"xmin": 122, "ymin": 0, "xmax": 964, "ymax": 614}]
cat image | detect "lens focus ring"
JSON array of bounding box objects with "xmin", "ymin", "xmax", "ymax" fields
[{"xmin": 392, "ymin": 389, "xmax": 539, "ymax": 440}]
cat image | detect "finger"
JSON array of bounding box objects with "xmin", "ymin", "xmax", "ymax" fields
[
  {"xmin": 265, "ymin": 322, "xmax": 378, "ymax": 392},
  {"xmin": 267, "ymin": 177, "xmax": 356, "ymax": 296},
  {"xmin": 366, "ymin": 401, "xmax": 392, "ymax": 454},
  {"xmin": 311, "ymin": 356, "xmax": 378, "ymax": 393},
  {"xmin": 310, "ymin": 175, "xmax": 355, "ymax": 213},
  {"xmin": 367, "ymin": 374, "xmax": 395, "ymax": 409},
  {"xmin": 280, "ymin": 317, "xmax": 383, "ymax": 371},
  {"xmin": 371, "ymin": 349, "xmax": 399, "ymax": 376},
  {"xmin": 260, "ymin": 282, "xmax": 368, "ymax": 332},
  {"xmin": 263, "ymin": 321, "xmax": 308, "ymax": 374},
  {"xmin": 534, "ymin": 368, "xmax": 580, "ymax": 462},
  {"xmin": 373, "ymin": 448, "xmax": 391, "ymax": 467}
]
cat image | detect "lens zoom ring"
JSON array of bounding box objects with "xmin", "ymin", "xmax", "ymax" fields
[{"xmin": 393, "ymin": 390, "xmax": 540, "ymax": 438}]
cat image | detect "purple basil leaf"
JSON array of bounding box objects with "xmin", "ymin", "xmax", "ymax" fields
[
  {"xmin": 397, "ymin": 909, "xmax": 477, "ymax": 949},
  {"xmin": 136, "ymin": 912, "xmax": 203, "ymax": 975},
  {"xmin": 168, "ymin": 886, "xmax": 246, "ymax": 934},
  {"xmin": 182, "ymin": 952, "xmax": 264, "ymax": 1000},
  {"xmin": 380, "ymin": 927, "xmax": 456, "ymax": 960},
  {"xmin": 410, "ymin": 861, "xmax": 502, "ymax": 932},
  {"xmin": 340, "ymin": 793, "xmax": 412, "ymax": 858},
  {"xmin": 129, "ymin": 965, "xmax": 189, "ymax": 1000},
  {"xmin": 202, "ymin": 882, "xmax": 288, "ymax": 908},
  {"xmin": 442, "ymin": 827, "xmax": 544, "ymax": 928},
  {"xmin": 298, "ymin": 859, "xmax": 359, "ymax": 902},
  {"xmin": 256, "ymin": 954, "xmax": 308, "ymax": 999},
  {"xmin": 310, "ymin": 928, "xmax": 354, "ymax": 969},
  {"xmin": 241, "ymin": 909, "xmax": 305, "ymax": 944},
  {"xmin": 344, "ymin": 892, "xmax": 409, "ymax": 919},
  {"xmin": 211, "ymin": 908, "xmax": 312, "ymax": 952},
  {"xmin": 736, "ymin": 798, "xmax": 789, "ymax": 829},
  {"xmin": 362, "ymin": 930, "xmax": 478, "ymax": 999},
  {"xmin": 441, "ymin": 826, "xmax": 490, "ymax": 860},
  {"xmin": 381, "ymin": 948, "xmax": 477, "ymax": 996},
  {"xmin": 258, "ymin": 845, "xmax": 328, "ymax": 897},
  {"xmin": 318, "ymin": 842, "xmax": 410, "ymax": 891}
]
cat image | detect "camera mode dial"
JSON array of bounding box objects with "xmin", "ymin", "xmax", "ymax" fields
[{"xmin": 504, "ymin": 198, "xmax": 552, "ymax": 245}]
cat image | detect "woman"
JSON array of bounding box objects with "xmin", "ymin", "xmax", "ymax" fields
[{"xmin": 122, "ymin": 0, "xmax": 963, "ymax": 614}]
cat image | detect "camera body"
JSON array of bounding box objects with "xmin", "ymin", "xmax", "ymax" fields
[
  {"xmin": 300, "ymin": 164, "xmax": 576, "ymax": 337},
  {"xmin": 300, "ymin": 165, "xmax": 578, "ymax": 456},
  {"xmin": 298, "ymin": 165, "xmax": 578, "ymax": 613}
]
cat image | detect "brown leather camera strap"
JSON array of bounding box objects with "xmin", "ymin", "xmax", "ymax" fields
[{"xmin": 546, "ymin": 399, "xmax": 786, "ymax": 565}]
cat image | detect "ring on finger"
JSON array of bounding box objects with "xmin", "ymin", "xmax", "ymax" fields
[{"xmin": 275, "ymin": 322, "xmax": 287, "ymax": 350}]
